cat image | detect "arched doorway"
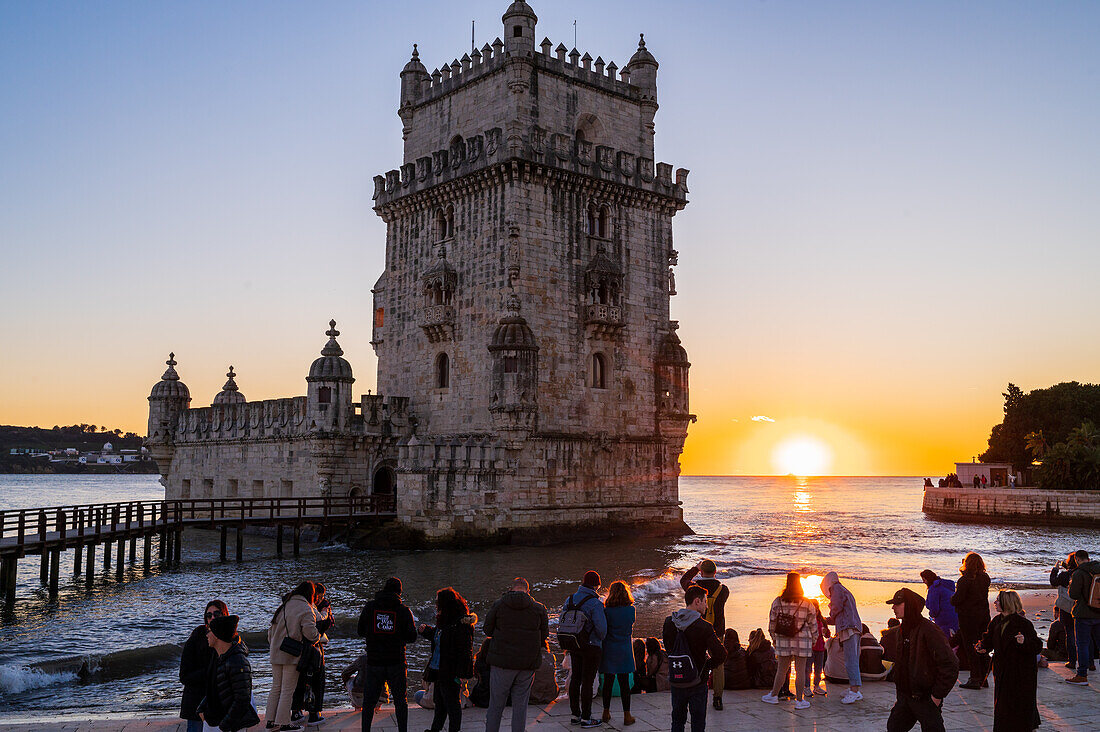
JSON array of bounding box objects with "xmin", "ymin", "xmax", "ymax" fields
[{"xmin": 372, "ymin": 466, "xmax": 395, "ymax": 495}]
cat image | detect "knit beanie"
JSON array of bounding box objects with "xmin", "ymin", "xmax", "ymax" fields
[
  {"xmin": 383, "ymin": 577, "xmax": 403, "ymax": 595},
  {"xmin": 583, "ymin": 571, "xmax": 601, "ymax": 589},
  {"xmin": 209, "ymin": 614, "xmax": 240, "ymax": 643}
]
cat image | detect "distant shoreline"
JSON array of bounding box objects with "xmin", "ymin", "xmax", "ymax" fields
[{"xmin": 0, "ymin": 461, "xmax": 159, "ymax": 476}]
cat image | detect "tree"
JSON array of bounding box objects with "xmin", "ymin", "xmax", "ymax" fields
[
  {"xmin": 981, "ymin": 382, "xmax": 1100, "ymax": 472},
  {"xmin": 1037, "ymin": 421, "xmax": 1100, "ymax": 491},
  {"xmin": 1025, "ymin": 431, "xmax": 1048, "ymax": 460}
]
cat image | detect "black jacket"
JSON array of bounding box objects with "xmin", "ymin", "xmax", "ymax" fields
[
  {"xmin": 895, "ymin": 616, "xmax": 959, "ymax": 700},
  {"xmin": 357, "ymin": 591, "xmax": 418, "ymax": 667},
  {"xmin": 951, "ymin": 571, "xmax": 991, "ymax": 632},
  {"xmin": 980, "ymin": 613, "xmax": 1042, "ymax": 732},
  {"xmin": 662, "ymin": 611, "xmax": 727, "ymax": 687},
  {"xmin": 180, "ymin": 624, "xmax": 216, "ymax": 721},
  {"xmin": 483, "ymin": 591, "xmax": 550, "ymax": 670},
  {"xmin": 197, "ymin": 642, "xmax": 259, "ymax": 732},
  {"xmin": 680, "ymin": 568, "xmax": 731, "ymax": 633},
  {"xmin": 421, "ymin": 613, "xmax": 477, "ymax": 681}
]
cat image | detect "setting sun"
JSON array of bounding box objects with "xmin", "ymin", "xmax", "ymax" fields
[
  {"xmin": 773, "ymin": 436, "xmax": 832, "ymax": 476},
  {"xmin": 800, "ymin": 574, "xmax": 825, "ymax": 599}
]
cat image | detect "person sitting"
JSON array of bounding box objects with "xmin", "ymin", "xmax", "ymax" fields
[
  {"xmin": 880, "ymin": 619, "xmax": 901, "ymax": 663},
  {"xmin": 629, "ymin": 639, "xmax": 647, "ymax": 693},
  {"xmin": 858, "ymin": 624, "xmax": 888, "ymax": 680},
  {"xmin": 468, "ymin": 638, "xmax": 492, "ymax": 708},
  {"xmin": 341, "ymin": 652, "xmax": 369, "ymax": 710},
  {"xmin": 634, "ymin": 637, "xmax": 669, "ymax": 693},
  {"xmin": 745, "ymin": 628, "xmax": 778, "ymax": 689},
  {"xmin": 529, "ymin": 642, "xmax": 560, "ymax": 704},
  {"xmin": 722, "ymin": 629, "xmax": 752, "ymax": 690}
]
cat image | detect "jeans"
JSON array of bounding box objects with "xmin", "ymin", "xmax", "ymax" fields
[
  {"xmin": 670, "ymin": 682, "xmax": 708, "ymax": 732},
  {"xmin": 804, "ymin": 649, "xmax": 825, "ymax": 688},
  {"xmin": 430, "ymin": 675, "xmax": 462, "ymax": 732},
  {"xmin": 485, "ymin": 667, "xmax": 534, "ymax": 732},
  {"xmin": 887, "ymin": 694, "xmax": 945, "ymax": 732},
  {"xmin": 841, "ymin": 635, "xmax": 862, "ymax": 687},
  {"xmin": 1075, "ymin": 617, "xmax": 1100, "ymax": 676},
  {"xmin": 185, "ymin": 721, "xmax": 203, "ymax": 732},
  {"xmin": 1059, "ymin": 609, "xmax": 1077, "ymax": 667},
  {"xmin": 567, "ymin": 645, "xmax": 602, "ymax": 720},
  {"xmin": 600, "ymin": 673, "xmax": 632, "ymax": 712},
  {"xmin": 362, "ymin": 663, "xmax": 408, "ymax": 732}
]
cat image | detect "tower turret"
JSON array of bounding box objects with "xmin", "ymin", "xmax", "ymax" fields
[
  {"xmin": 502, "ymin": 0, "xmax": 537, "ymax": 57},
  {"xmin": 306, "ymin": 320, "xmax": 355, "ymax": 432},
  {"xmin": 400, "ymin": 44, "xmax": 428, "ymax": 107},
  {"xmin": 212, "ymin": 365, "xmax": 246, "ymax": 406},
  {"xmin": 488, "ymin": 292, "xmax": 539, "ymax": 448},
  {"xmin": 626, "ymin": 33, "xmax": 659, "ymax": 154},
  {"xmin": 146, "ymin": 353, "xmax": 191, "ymax": 480}
]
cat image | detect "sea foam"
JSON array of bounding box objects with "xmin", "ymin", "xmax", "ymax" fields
[{"xmin": 0, "ymin": 664, "xmax": 77, "ymax": 694}]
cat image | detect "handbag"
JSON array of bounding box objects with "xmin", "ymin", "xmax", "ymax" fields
[{"xmin": 277, "ymin": 602, "xmax": 304, "ymax": 657}]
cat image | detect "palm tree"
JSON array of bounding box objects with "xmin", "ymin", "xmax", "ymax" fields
[{"xmin": 1025, "ymin": 431, "xmax": 1048, "ymax": 460}]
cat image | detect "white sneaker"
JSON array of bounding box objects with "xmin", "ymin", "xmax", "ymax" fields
[
  {"xmin": 841, "ymin": 690, "xmax": 863, "ymax": 704},
  {"xmin": 761, "ymin": 693, "xmax": 780, "ymax": 704},
  {"xmin": 794, "ymin": 700, "xmax": 810, "ymax": 710}
]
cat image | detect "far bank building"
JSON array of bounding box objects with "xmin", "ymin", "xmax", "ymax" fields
[{"xmin": 145, "ymin": 1, "xmax": 695, "ymax": 544}]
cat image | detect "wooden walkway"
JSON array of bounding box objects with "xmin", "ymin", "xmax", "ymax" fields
[{"xmin": 0, "ymin": 496, "xmax": 395, "ymax": 606}]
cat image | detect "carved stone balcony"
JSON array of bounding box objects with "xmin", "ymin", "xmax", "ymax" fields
[
  {"xmin": 420, "ymin": 304, "xmax": 456, "ymax": 343},
  {"xmin": 584, "ymin": 303, "xmax": 624, "ymax": 339}
]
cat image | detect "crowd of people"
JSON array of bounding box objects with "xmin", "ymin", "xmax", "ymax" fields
[{"xmin": 176, "ymin": 549, "xmax": 1095, "ymax": 732}]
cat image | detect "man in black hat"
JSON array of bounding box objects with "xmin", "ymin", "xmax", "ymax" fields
[
  {"xmin": 357, "ymin": 577, "xmax": 419, "ymax": 732},
  {"xmin": 885, "ymin": 588, "xmax": 959, "ymax": 732},
  {"xmin": 198, "ymin": 615, "xmax": 259, "ymax": 732}
]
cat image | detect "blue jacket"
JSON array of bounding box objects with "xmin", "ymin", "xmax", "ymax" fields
[
  {"xmin": 567, "ymin": 585, "xmax": 607, "ymax": 648},
  {"xmin": 599, "ymin": 605, "xmax": 636, "ymax": 674},
  {"xmin": 822, "ymin": 572, "xmax": 861, "ymax": 635},
  {"xmin": 925, "ymin": 578, "xmax": 959, "ymax": 634}
]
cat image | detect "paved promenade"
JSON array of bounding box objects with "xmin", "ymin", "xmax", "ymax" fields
[{"xmin": 2, "ymin": 663, "xmax": 1099, "ymax": 731}]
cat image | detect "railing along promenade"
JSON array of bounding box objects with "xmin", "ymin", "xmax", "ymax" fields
[{"xmin": 0, "ymin": 495, "xmax": 396, "ymax": 607}]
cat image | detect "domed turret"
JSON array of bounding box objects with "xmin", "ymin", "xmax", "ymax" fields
[
  {"xmin": 626, "ymin": 34, "xmax": 658, "ymax": 106},
  {"xmin": 147, "ymin": 353, "xmax": 191, "ymax": 458},
  {"xmin": 400, "ymin": 44, "xmax": 429, "ymax": 107},
  {"xmin": 212, "ymin": 365, "xmax": 247, "ymax": 405},
  {"xmin": 502, "ymin": 0, "xmax": 537, "ymax": 56},
  {"xmin": 488, "ymin": 293, "xmax": 539, "ymax": 447},
  {"xmin": 656, "ymin": 322, "xmax": 690, "ymax": 418},
  {"xmin": 308, "ymin": 320, "xmax": 354, "ymax": 382},
  {"xmin": 489, "ymin": 296, "xmax": 538, "ymax": 351},
  {"xmin": 657, "ymin": 327, "xmax": 689, "ymax": 366},
  {"xmin": 149, "ymin": 353, "xmax": 191, "ymax": 401}
]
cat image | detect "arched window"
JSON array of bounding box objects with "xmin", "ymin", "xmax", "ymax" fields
[
  {"xmin": 575, "ymin": 129, "xmax": 586, "ymax": 144},
  {"xmin": 436, "ymin": 205, "xmax": 455, "ymax": 241},
  {"xmin": 318, "ymin": 386, "xmax": 331, "ymax": 404},
  {"xmin": 591, "ymin": 353, "xmax": 607, "ymax": 389},
  {"xmin": 586, "ymin": 204, "xmax": 598, "ymax": 236},
  {"xmin": 503, "ymin": 355, "xmax": 519, "ymax": 373},
  {"xmin": 598, "ymin": 206, "xmax": 610, "ymax": 238},
  {"xmin": 435, "ymin": 353, "xmax": 450, "ymax": 389}
]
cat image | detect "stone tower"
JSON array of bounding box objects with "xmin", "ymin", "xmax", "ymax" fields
[{"xmin": 370, "ymin": 0, "xmax": 695, "ymax": 542}]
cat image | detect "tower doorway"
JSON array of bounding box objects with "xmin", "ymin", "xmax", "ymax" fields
[{"xmin": 372, "ymin": 466, "xmax": 396, "ymax": 496}]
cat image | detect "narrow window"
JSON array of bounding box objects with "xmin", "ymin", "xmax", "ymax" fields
[
  {"xmin": 374, "ymin": 307, "xmax": 384, "ymax": 327},
  {"xmin": 228, "ymin": 479, "xmax": 238, "ymax": 497},
  {"xmin": 181, "ymin": 479, "xmax": 191, "ymax": 499},
  {"xmin": 598, "ymin": 206, "xmax": 609, "ymax": 238},
  {"xmin": 252, "ymin": 479, "xmax": 264, "ymax": 498},
  {"xmin": 587, "ymin": 205, "xmax": 597, "ymax": 236},
  {"xmin": 436, "ymin": 353, "xmax": 450, "ymax": 388},
  {"xmin": 445, "ymin": 204, "xmax": 455, "ymax": 238},
  {"xmin": 575, "ymin": 129, "xmax": 586, "ymax": 144},
  {"xmin": 504, "ymin": 355, "xmax": 519, "ymax": 373},
  {"xmin": 591, "ymin": 353, "xmax": 606, "ymax": 389},
  {"xmin": 598, "ymin": 280, "xmax": 609, "ymax": 305},
  {"xmin": 318, "ymin": 386, "xmax": 331, "ymax": 404},
  {"xmin": 514, "ymin": 25, "xmax": 523, "ymax": 38}
]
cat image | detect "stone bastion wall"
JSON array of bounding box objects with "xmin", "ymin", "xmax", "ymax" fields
[{"xmin": 922, "ymin": 485, "xmax": 1100, "ymax": 528}]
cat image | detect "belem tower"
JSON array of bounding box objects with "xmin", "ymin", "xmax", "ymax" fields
[{"xmin": 145, "ymin": 1, "xmax": 695, "ymax": 545}]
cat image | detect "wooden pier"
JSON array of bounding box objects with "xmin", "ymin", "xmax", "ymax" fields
[{"xmin": 0, "ymin": 495, "xmax": 396, "ymax": 607}]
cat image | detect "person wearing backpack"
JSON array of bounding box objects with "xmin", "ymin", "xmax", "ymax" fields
[
  {"xmin": 559, "ymin": 571, "xmax": 607, "ymax": 727},
  {"xmin": 357, "ymin": 577, "xmax": 419, "ymax": 732},
  {"xmin": 822, "ymin": 570, "xmax": 864, "ymax": 704},
  {"xmin": 1066, "ymin": 550, "xmax": 1100, "ymax": 685},
  {"xmin": 679, "ymin": 560, "xmax": 730, "ymax": 710},
  {"xmin": 662, "ymin": 585, "xmax": 726, "ymax": 732},
  {"xmin": 761, "ymin": 572, "xmax": 815, "ymax": 709}
]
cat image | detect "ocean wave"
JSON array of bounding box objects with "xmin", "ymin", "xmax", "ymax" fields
[{"xmin": 0, "ymin": 665, "xmax": 77, "ymax": 695}]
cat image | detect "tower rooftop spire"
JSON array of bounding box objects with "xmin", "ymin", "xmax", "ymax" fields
[{"xmin": 322, "ymin": 319, "xmax": 344, "ymax": 357}]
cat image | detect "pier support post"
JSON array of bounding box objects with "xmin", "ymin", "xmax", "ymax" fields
[
  {"xmin": 129, "ymin": 537, "xmax": 136, "ymax": 563},
  {"xmin": 292, "ymin": 525, "xmax": 300, "ymax": 558},
  {"xmin": 103, "ymin": 539, "xmax": 112, "ymax": 570},
  {"xmin": 2, "ymin": 557, "xmax": 15, "ymax": 607},
  {"xmin": 116, "ymin": 538, "xmax": 125, "ymax": 580},
  {"xmin": 174, "ymin": 528, "xmax": 182, "ymax": 566},
  {"xmin": 48, "ymin": 549, "xmax": 60, "ymax": 599},
  {"xmin": 143, "ymin": 535, "xmax": 152, "ymax": 573},
  {"xmin": 276, "ymin": 525, "xmax": 284, "ymax": 557},
  {"xmin": 220, "ymin": 526, "xmax": 228, "ymax": 563},
  {"xmin": 160, "ymin": 529, "xmax": 168, "ymax": 566},
  {"xmin": 235, "ymin": 525, "xmax": 243, "ymax": 563},
  {"xmin": 85, "ymin": 543, "xmax": 95, "ymax": 583},
  {"xmin": 40, "ymin": 551, "xmax": 49, "ymax": 585},
  {"xmin": 74, "ymin": 544, "xmax": 83, "ymax": 577}
]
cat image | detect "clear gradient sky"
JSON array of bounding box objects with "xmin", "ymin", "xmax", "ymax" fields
[{"xmin": 2, "ymin": 1, "xmax": 1098, "ymax": 476}]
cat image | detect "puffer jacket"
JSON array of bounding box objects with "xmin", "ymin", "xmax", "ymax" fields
[
  {"xmin": 483, "ymin": 591, "xmax": 550, "ymax": 670},
  {"xmin": 197, "ymin": 642, "xmax": 260, "ymax": 732},
  {"xmin": 1069, "ymin": 560, "xmax": 1100, "ymax": 620},
  {"xmin": 421, "ymin": 613, "xmax": 478, "ymax": 681},
  {"xmin": 822, "ymin": 572, "xmax": 862, "ymax": 635},
  {"xmin": 179, "ymin": 624, "xmax": 216, "ymax": 720},
  {"xmin": 268, "ymin": 594, "xmax": 320, "ymax": 666},
  {"xmin": 924, "ymin": 578, "xmax": 959, "ymax": 634}
]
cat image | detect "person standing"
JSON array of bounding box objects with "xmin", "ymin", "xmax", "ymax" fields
[
  {"xmin": 293, "ymin": 583, "xmax": 334, "ymax": 727},
  {"xmin": 267, "ymin": 582, "xmax": 320, "ymax": 731},
  {"xmin": 822, "ymin": 571, "xmax": 864, "ymax": 703},
  {"xmin": 599, "ymin": 581, "xmax": 637, "ymax": 726},
  {"xmin": 806, "ymin": 598, "xmax": 830, "ymax": 696},
  {"xmin": 181, "ymin": 600, "xmax": 229, "ymax": 732},
  {"xmin": 761, "ymin": 573, "xmax": 814, "ymax": 709},
  {"xmin": 886, "ymin": 588, "xmax": 959, "ymax": 732},
  {"xmin": 357, "ymin": 577, "xmax": 418, "ymax": 732},
  {"xmin": 951, "ymin": 552, "xmax": 992, "ymax": 689},
  {"xmin": 561, "ymin": 571, "xmax": 607, "ymax": 728},
  {"xmin": 663, "ymin": 585, "xmax": 727, "ymax": 732},
  {"xmin": 680, "ymin": 560, "xmax": 730, "ymax": 710},
  {"xmin": 198, "ymin": 614, "xmax": 261, "ymax": 732},
  {"xmin": 920, "ymin": 570, "xmax": 959, "ymax": 638},
  {"xmin": 420, "ymin": 587, "xmax": 477, "ymax": 732},
  {"xmin": 1067, "ymin": 550, "xmax": 1100, "ymax": 685},
  {"xmin": 1050, "ymin": 553, "xmax": 1079, "ymax": 671},
  {"xmin": 482, "ymin": 577, "xmax": 550, "ymax": 732},
  {"xmin": 975, "ymin": 590, "xmax": 1042, "ymax": 731}
]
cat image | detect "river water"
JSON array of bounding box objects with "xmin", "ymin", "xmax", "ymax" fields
[{"xmin": 0, "ymin": 474, "xmax": 1095, "ymax": 719}]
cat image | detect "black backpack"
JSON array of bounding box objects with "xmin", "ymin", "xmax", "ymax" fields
[
  {"xmin": 557, "ymin": 594, "xmax": 597, "ymax": 652},
  {"xmin": 667, "ymin": 627, "xmax": 700, "ymax": 687}
]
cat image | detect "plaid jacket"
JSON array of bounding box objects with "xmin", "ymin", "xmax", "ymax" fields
[{"xmin": 768, "ymin": 598, "xmax": 815, "ymax": 657}]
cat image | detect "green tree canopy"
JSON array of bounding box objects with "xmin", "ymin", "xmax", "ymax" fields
[{"xmin": 980, "ymin": 382, "xmax": 1100, "ymax": 471}]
